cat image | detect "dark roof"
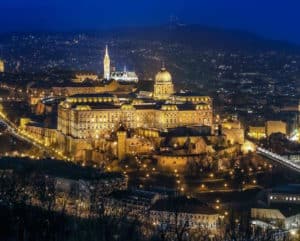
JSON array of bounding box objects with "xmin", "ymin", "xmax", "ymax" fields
[
  {"xmin": 49, "ymin": 79, "xmax": 135, "ymax": 89},
  {"xmin": 51, "ymin": 80, "xmax": 99, "ymax": 88},
  {"xmin": 117, "ymin": 124, "xmax": 127, "ymax": 132},
  {"xmin": 137, "ymin": 80, "xmax": 154, "ymax": 92},
  {"xmin": 177, "ymin": 103, "xmax": 207, "ymax": 110},
  {"xmin": 111, "ymin": 189, "xmax": 157, "ymax": 201},
  {"xmin": 164, "ymin": 126, "xmax": 211, "ymax": 137},
  {"xmin": 150, "ymin": 196, "xmax": 217, "ymax": 214},
  {"xmin": 174, "ymin": 92, "xmax": 206, "ymax": 97},
  {"xmin": 271, "ymin": 184, "xmax": 300, "ymax": 195},
  {"xmin": 75, "ymin": 71, "xmax": 97, "ymax": 75},
  {"xmin": 70, "ymin": 103, "xmax": 119, "ymax": 109},
  {"xmin": 109, "ymin": 189, "xmax": 158, "ymax": 206},
  {"xmin": 134, "ymin": 104, "xmax": 157, "ymax": 110}
]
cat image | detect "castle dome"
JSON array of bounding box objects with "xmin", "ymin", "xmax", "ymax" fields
[{"xmin": 155, "ymin": 67, "xmax": 172, "ymax": 83}]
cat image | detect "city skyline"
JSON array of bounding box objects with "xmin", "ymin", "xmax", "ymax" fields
[
  {"xmin": 1, "ymin": 0, "xmax": 300, "ymax": 44},
  {"xmin": 0, "ymin": 2, "xmax": 300, "ymax": 240}
]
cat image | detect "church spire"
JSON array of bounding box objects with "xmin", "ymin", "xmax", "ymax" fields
[
  {"xmin": 105, "ymin": 44, "xmax": 109, "ymax": 56},
  {"xmin": 103, "ymin": 45, "xmax": 110, "ymax": 80}
]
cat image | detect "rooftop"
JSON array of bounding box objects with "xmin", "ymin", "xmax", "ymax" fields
[
  {"xmin": 69, "ymin": 93, "xmax": 116, "ymax": 98},
  {"xmin": 268, "ymin": 204, "xmax": 300, "ymax": 217},
  {"xmin": 150, "ymin": 196, "xmax": 217, "ymax": 214},
  {"xmin": 165, "ymin": 126, "xmax": 211, "ymax": 137},
  {"xmin": 109, "ymin": 189, "xmax": 160, "ymax": 206},
  {"xmin": 174, "ymin": 92, "xmax": 210, "ymax": 97},
  {"xmin": 64, "ymin": 100, "xmax": 211, "ymax": 111}
]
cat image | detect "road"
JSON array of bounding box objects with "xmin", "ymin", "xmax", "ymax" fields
[
  {"xmin": 0, "ymin": 111, "xmax": 66, "ymax": 160},
  {"xmin": 257, "ymin": 147, "xmax": 300, "ymax": 173}
]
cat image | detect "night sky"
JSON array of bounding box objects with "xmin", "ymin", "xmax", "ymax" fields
[{"xmin": 1, "ymin": 0, "xmax": 300, "ymax": 44}]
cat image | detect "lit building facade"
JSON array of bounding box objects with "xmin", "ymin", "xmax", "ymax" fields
[
  {"xmin": 56, "ymin": 66, "xmax": 213, "ymax": 159},
  {"xmin": 266, "ymin": 121, "xmax": 287, "ymax": 137},
  {"xmin": 221, "ymin": 120, "xmax": 245, "ymax": 145},
  {"xmin": 57, "ymin": 95, "xmax": 212, "ymax": 139},
  {"xmin": 248, "ymin": 126, "xmax": 266, "ymax": 139},
  {"xmin": 149, "ymin": 197, "xmax": 219, "ymax": 230},
  {"xmin": 72, "ymin": 73, "xmax": 99, "ymax": 83},
  {"xmin": 110, "ymin": 69, "xmax": 139, "ymax": 83},
  {"xmin": 153, "ymin": 66, "xmax": 174, "ymax": 100},
  {"xmin": 104, "ymin": 193, "xmax": 219, "ymax": 231},
  {"xmin": 248, "ymin": 121, "xmax": 287, "ymax": 140}
]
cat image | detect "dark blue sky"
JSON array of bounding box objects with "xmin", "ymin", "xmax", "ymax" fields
[{"xmin": 1, "ymin": 0, "xmax": 300, "ymax": 44}]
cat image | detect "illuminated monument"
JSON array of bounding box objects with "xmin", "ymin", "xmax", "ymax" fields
[
  {"xmin": 56, "ymin": 63, "xmax": 213, "ymax": 161},
  {"xmin": 103, "ymin": 45, "xmax": 110, "ymax": 80},
  {"xmin": 57, "ymin": 63, "xmax": 212, "ymax": 139}
]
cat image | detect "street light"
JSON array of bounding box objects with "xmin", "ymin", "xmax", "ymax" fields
[{"xmin": 290, "ymin": 229, "xmax": 297, "ymax": 236}]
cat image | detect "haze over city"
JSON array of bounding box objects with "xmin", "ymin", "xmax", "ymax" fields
[{"xmin": 1, "ymin": 0, "xmax": 300, "ymax": 44}]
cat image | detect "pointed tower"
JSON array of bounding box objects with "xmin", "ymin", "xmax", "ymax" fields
[
  {"xmin": 103, "ymin": 45, "xmax": 110, "ymax": 80},
  {"xmin": 0, "ymin": 59, "xmax": 4, "ymax": 73}
]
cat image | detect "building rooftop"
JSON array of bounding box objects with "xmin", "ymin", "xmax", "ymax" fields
[
  {"xmin": 137, "ymin": 80, "xmax": 154, "ymax": 92},
  {"xmin": 251, "ymin": 208, "xmax": 286, "ymax": 220},
  {"xmin": 174, "ymin": 92, "xmax": 210, "ymax": 97},
  {"xmin": 64, "ymin": 100, "xmax": 211, "ymax": 112},
  {"xmin": 69, "ymin": 93, "xmax": 116, "ymax": 98},
  {"xmin": 164, "ymin": 126, "xmax": 211, "ymax": 137},
  {"xmin": 268, "ymin": 204, "xmax": 300, "ymax": 217},
  {"xmin": 150, "ymin": 196, "xmax": 217, "ymax": 214},
  {"xmin": 109, "ymin": 189, "xmax": 160, "ymax": 206}
]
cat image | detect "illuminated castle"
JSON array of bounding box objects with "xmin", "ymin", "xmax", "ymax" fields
[
  {"xmin": 20, "ymin": 45, "xmax": 214, "ymax": 162},
  {"xmin": 59, "ymin": 63, "xmax": 211, "ymax": 133}
]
